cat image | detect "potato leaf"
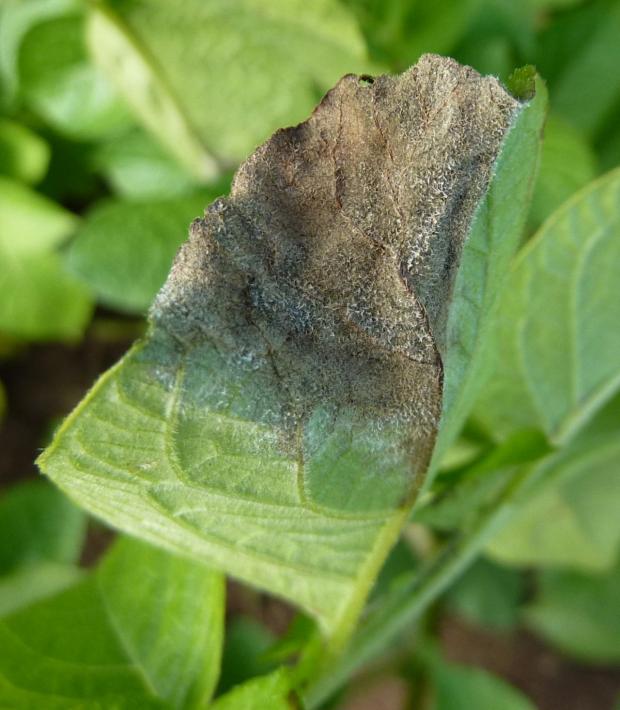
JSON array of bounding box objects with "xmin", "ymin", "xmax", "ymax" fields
[
  {"xmin": 525, "ymin": 562, "xmax": 620, "ymax": 664},
  {"xmin": 0, "ymin": 481, "xmax": 87, "ymax": 617},
  {"xmin": 211, "ymin": 669, "xmax": 291, "ymax": 710},
  {"xmin": 86, "ymin": 0, "xmax": 371, "ymax": 177},
  {"xmin": 66, "ymin": 192, "xmax": 221, "ymax": 314},
  {"xmin": 0, "ymin": 177, "xmax": 92, "ymax": 340},
  {"xmin": 0, "ymin": 537, "xmax": 225, "ymax": 708},
  {"xmin": 487, "ymin": 394, "xmax": 620, "ymax": 571},
  {"xmin": 474, "ymin": 168, "xmax": 620, "ymax": 444},
  {"xmin": 39, "ymin": 58, "xmax": 545, "ymax": 634},
  {"xmin": 18, "ymin": 12, "xmax": 131, "ymax": 140},
  {"xmin": 0, "ymin": 119, "xmax": 50, "ymax": 185}
]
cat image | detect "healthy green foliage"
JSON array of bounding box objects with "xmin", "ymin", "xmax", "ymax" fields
[
  {"xmin": 94, "ymin": 129, "xmax": 203, "ymax": 199},
  {"xmin": 443, "ymin": 558, "xmax": 524, "ymax": 631},
  {"xmin": 18, "ymin": 11, "xmax": 131, "ymax": 140},
  {"xmin": 475, "ymin": 168, "xmax": 620, "ymax": 444},
  {"xmin": 66, "ymin": 192, "xmax": 220, "ymax": 313},
  {"xmin": 428, "ymin": 72, "xmax": 547, "ymax": 472},
  {"xmin": 546, "ymin": 0, "xmax": 620, "ymax": 137},
  {"xmin": 529, "ymin": 114, "xmax": 597, "ymax": 229},
  {"xmin": 0, "ymin": 177, "xmax": 92, "ymax": 339},
  {"xmin": 428, "ymin": 655, "xmax": 535, "ymax": 710},
  {"xmin": 86, "ymin": 0, "xmax": 371, "ymax": 177},
  {"xmin": 0, "ymin": 536, "xmax": 225, "ymax": 708},
  {"xmin": 210, "ymin": 670, "xmax": 291, "ymax": 710},
  {"xmin": 0, "ymin": 481, "xmax": 86, "ymax": 616},
  {"xmin": 487, "ymin": 394, "xmax": 620, "ymax": 571},
  {"xmin": 524, "ymin": 561, "xmax": 620, "ymax": 663},
  {"xmin": 0, "ymin": 0, "xmax": 78, "ymax": 109},
  {"xmin": 0, "ymin": 118, "xmax": 50, "ymax": 184}
]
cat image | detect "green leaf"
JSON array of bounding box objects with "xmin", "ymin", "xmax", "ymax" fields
[
  {"xmin": 86, "ymin": 0, "xmax": 371, "ymax": 177},
  {"xmin": 486, "ymin": 394, "xmax": 620, "ymax": 571},
  {"xmin": 0, "ymin": 562, "xmax": 85, "ymax": 619},
  {"xmin": 443, "ymin": 558, "xmax": 524, "ymax": 631},
  {"xmin": 0, "ymin": 480, "xmax": 86, "ymax": 617},
  {"xmin": 0, "ymin": 536, "xmax": 225, "ymax": 708},
  {"xmin": 529, "ymin": 114, "xmax": 597, "ymax": 229},
  {"xmin": 545, "ymin": 0, "xmax": 620, "ymax": 137},
  {"xmin": 66, "ymin": 192, "xmax": 219, "ymax": 314},
  {"xmin": 217, "ymin": 618, "xmax": 276, "ymax": 696},
  {"xmin": 342, "ymin": 0, "xmax": 481, "ymax": 69},
  {"xmin": 211, "ymin": 670, "xmax": 291, "ymax": 710},
  {"xmin": 0, "ymin": 177, "xmax": 92, "ymax": 340},
  {"xmin": 0, "ymin": 119, "xmax": 50, "ymax": 185},
  {"xmin": 429, "ymin": 656, "xmax": 535, "ymax": 710},
  {"xmin": 39, "ymin": 62, "xmax": 545, "ymax": 636},
  {"xmin": 95, "ymin": 129, "xmax": 202, "ymax": 199},
  {"xmin": 0, "ymin": 176, "xmax": 77, "ymax": 254},
  {"xmin": 0, "ymin": 0, "xmax": 77, "ymax": 109},
  {"xmin": 18, "ymin": 12, "xmax": 132, "ymax": 140},
  {"xmin": 0, "ymin": 480, "xmax": 86, "ymax": 575},
  {"xmin": 97, "ymin": 537, "xmax": 225, "ymax": 707},
  {"xmin": 414, "ymin": 429, "xmax": 552, "ymax": 531},
  {"xmin": 474, "ymin": 168, "xmax": 620, "ymax": 444},
  {"xmin": 525, "ymin": 561, "xmax": 620, "ymax": 663}
]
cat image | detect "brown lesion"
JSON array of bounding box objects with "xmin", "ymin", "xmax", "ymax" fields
[{"xmin": 151, "ymin": 54, "xmax": 520, "ymax": 446}]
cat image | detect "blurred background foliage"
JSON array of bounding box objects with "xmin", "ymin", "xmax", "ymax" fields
[{"xmin": 0, "ymin": 0, "xmax": 619, "ymax": 708}]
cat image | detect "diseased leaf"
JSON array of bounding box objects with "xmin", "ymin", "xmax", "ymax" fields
[
  {"xmin": 0, "ymin": 537, "xmax": 225, "ymax": 708},
  {"xmin": 66, "ymin": 192, "xmax": 221, "ymax": 314},
  {"xmin": 86, "ymin": 0, "xmax": 371, "ymax": 176},
  {"xmin": 0, "ymin": 119, "xmax": 50, "ymax": 185},
  {"xmin": 18, "ymin": 12, "xmax": 131, "ymax": 140},
  {"xmin": 40, "ymin": 57, "xmax": 545, "ymax": 633},
  {"xmin": 0, "ymin": 177, "xmax": 92, "ymax": 340},
  {"xmin": 525, "ymin": 561, "xmax": 620, "ymax": 663},
  {"xmin": 474, "ymin": 168, "xmax": 620, "ymax": 444}
]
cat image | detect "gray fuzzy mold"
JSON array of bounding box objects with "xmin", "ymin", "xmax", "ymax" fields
[{"xmin": 152, "ymin": 54, "xmax": 520, "ymax": 433}]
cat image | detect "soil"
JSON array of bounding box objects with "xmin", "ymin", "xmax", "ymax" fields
[{"xmin": 1, "ymin": 332, "xmax": 619, "ymax": 710}]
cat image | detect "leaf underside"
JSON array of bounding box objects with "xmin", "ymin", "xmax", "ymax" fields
[{"xmin": 39, "ymin": 56, "xmax": 545, "ymax": 633}]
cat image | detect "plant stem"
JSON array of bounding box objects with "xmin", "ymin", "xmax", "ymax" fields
[{"xmin": 302, "ymin": 455, "xmax": 549, "ymax": 708}]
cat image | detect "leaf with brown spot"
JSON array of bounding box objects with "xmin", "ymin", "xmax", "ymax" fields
[{"xmin": 39, "ymin": 55, "xmax": 546, "ymax": 636}]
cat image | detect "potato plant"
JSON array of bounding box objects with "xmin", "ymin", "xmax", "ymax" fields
[{"xmin": 0, "ymin": 1, "xmax": 619, "ymax": 708}]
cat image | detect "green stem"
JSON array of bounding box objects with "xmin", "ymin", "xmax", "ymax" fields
[{"xmin": 302, "ymin": 455, "xmax": 549, "ymax": 708}]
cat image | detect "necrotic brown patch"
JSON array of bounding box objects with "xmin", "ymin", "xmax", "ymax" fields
[{"xmin": 152, "ymin": 54, "xmax": 519, "ymax": 433}]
